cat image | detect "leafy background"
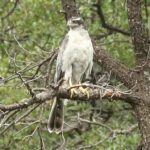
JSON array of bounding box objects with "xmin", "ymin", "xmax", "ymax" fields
[{"xmin": 1, "ymin": 0, "xmax": 149, "ymax": 149}]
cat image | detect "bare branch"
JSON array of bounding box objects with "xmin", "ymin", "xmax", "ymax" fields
[
  {"xmin": 38, "ymin": 128, "xmax": 46, "ymax": 150},
  {"xmin": 22, "ymin": 125, "xmax": 39, "ymax": 141},
  {"xmin": 93, "ymin": 1, "xmax": 130, "ymax": 36},
  {"xmin": 1, "ymin": 0, "xmax": 19, "ymax": 20},
  {"xmin": 45, "ymin": 52, "xmax": 58, "ymax": 86},
  {"xmin": 0, "ymin": 104, "xmax": 39, "ymax": 135},
  {"xmin": 94, "ymin": 46, "xmax": 137, "ymax": 88},
  {"xmin": 113, "ymin": 124, "xmax": 138, "ymax": 135},
  {"xmin": 0, "ymin": 84, "xmax": 139, "ymax": 112},
  {"xmin": 17, "ymin": 72, "xmax": 35, "ymax": 97},
  {"xmin": 77, "ymin": 118, "xmax": 138, "ymax": 150},
  {"xmin": 31, "ymin": 50, "xmax": 57, "ymax": 80}
]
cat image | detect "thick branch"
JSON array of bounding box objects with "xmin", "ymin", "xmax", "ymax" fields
[
  {"xmin": 0, "ymin": 85, "xmax": 139, "ymax": 112},
  {"xmin": 127, "ymin": 0, "xmax": 150, "ymax": 60},
  {"xmin": 94, "ymin": 46, "xmax": 137, "ymax": 88},
  {"xmin": 94, "ymin": 47, "xmax": 150, "ymax": 106},
  {"xmin": 61, "ymin": 0, "xmax": 150, "ymax": 95}
]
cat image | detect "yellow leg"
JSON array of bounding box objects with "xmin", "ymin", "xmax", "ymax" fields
[
  {"xmin": 69, "ymin": 78, "xmax": 77, "ymax": 98},
  {"xmin": 78, "ymin": 82, "xmax": 90, "ymax": 99},
  {"xmin": 79, "ymin": 87, "xmax": 90, "ymax": 99}
]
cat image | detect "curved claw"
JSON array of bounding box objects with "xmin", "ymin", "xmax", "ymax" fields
[
  {"xmin": 79, "ymin": 87, "xmax": 90, "ymax": 99},
  {"xmin": 70, "ymin": 88, "xmax": 78, "ymax": 98}
]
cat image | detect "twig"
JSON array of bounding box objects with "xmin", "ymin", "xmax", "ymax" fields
[
  {"xmin": 0, "ymin": 110, "xmax": 19, "ymax": 127},
  {"xmin": 93, "ymin": 1, "xmax": 130, "ymax": 36},
  {"xmin": 78, "ymin": 117, "xmax": 112, "ymax": 132},
  {"xmin": 14, "ymin": 34, "xmax": 38, "ymax": 56},
  {"xmin": 33, "ymin": 88, "xmax": 47, "ymax": 92},
  {"xmin": 45, "ymin": 52, "xmax": 58, "ymax": 86},
  {"xmin": 31, "ymin": 50, "xmax": 57, "ymax": 79},
  {"xmin": 0, "ymin": 104, "xmax": 40, "ymax": 135},
  {"xmin": 17, "ymin": 72, "xmax": 35, "ymax": 97},
  {"xmin": 38, "ymin": 128, "xmax": 46, "ymax": 150},
  {"xmin": 78, "ymin": 118, "xmax": 138, "ymax": 149},
  {"xmin": 4, "ymin": 51, "xmax": 55, "ymax": 83},
  {"xmin": 22, "ymin": 125, "xmax": 39, "ymax": 141},
  {"xmin": 15, "ymin": 120, "xmax": 40, "ymax": 135},
  {"xmin": 113, "ymin": 124, "xmax": 138, "ymax": 135},
  {"xmin": 1, "ymin": 0, "xmax": 19, "ymax": 20},
  {"xmin": 78, "ymin": 135, "xmax": 109, "ymax": 150}
]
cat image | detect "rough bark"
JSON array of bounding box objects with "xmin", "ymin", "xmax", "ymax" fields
[
  {"xmin": 60, "ymin": 0, "xmax": 150, "ymax": 149},
  {"xmin": 127, "ymin": 0, "xmax": 149, "ymax": 61},
  {"xmin": 127, "ymin": 0, "xmax": 150, "ymax": 149},
  {"xmin": 134, "ymin": 103, "xmax": 150, "ymax": 150},
  {"xmin": 0, "ymin": 86, "xmax": 138, "ymax": 112}
]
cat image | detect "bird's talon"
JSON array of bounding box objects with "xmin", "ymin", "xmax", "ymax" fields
[
  {"xmin": 70, "ymin": 88, "xmax": 78, "ymax": 98},
  {"xmin": 79, "ymin": 87, "xmax": 90, "ymax": 99}
]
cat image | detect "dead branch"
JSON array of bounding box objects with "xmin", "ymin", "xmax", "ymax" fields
[
  {"xmin": 1, "ymin": 0, "xmax": 19, "ymax": 20},
  {"xmin": 38, "ymin": 128, "xmax": 46, "ymax": 150},
  {"xmin": 17, "ymin": 72, "xmax": 35, "ymax": 97},
  {"xmin": 45, "ymin": 52, "xmax": 58, "ymax": 86},
  {"xmin": 94, "ymin": 46, "xmax": 137, "ymax": 88},
  {"xmin": 31, "ymin": 50, "xmax": 57, "ymax": 80},
  {"xmin": 0, "ymin": 104, "xmax": 39, "ymax": 135},
  {"xmin": 77, "ymin": 118, "xmax": 138, "ymax": 150},
  {"xmin": 93, "ymin": 1, "xmax": 130, "ymax": 36},
  {"xmin": 0, "ymin": 84, "xmax": 139, "ymax": 112}
]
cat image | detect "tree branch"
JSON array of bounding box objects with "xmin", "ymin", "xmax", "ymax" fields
[
  {"xmin": 60, "ymin": 0, "xmax": 143, "ymax": 90},
  {"xmin": 127, "ymin": 0, "xmax": 150, "ymax": 60},
  {"xmin": 1, "ymin": 0, "xmax": 19, "ymax": 20},
  {"xmin": 0, "ymin": 84, "xmax": 139, "ymax": 112},
  {"xmin": 93, "ymin": 1, "xmax": 130, "ymax": 36},
  {"xmin": 94, "ymin": 46, "xmax": 137, "ymax": 88}
]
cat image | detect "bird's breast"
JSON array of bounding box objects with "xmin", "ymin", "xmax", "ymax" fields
[{"xmin": 62, "ymin": 28, "xmax": 93, "ymax": 70}]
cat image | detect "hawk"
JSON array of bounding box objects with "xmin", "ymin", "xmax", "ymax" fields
[{"xmin": 48, "ymin": 17, "xmax": 94, "ymax": 133}]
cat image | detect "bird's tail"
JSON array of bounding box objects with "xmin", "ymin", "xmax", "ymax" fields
[{"xmin": 48, "ymin": 97, "xmax": 64, "ymax": 134}]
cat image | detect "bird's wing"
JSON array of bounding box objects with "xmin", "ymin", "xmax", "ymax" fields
[
  {"xmin": 85, "ymin": 60, "xmax": 93, "ymax": 80},
  {"xmin": 54, "ymin": 34, "xmax": 69, "ymax": 83}
]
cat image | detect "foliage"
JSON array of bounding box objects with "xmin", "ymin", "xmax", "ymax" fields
[{"xmin": 1, "ymin": 0, "xmax": 148, "ymax": 149}]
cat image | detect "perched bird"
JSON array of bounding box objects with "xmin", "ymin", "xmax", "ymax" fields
[{"xmin": 48, "ymin": 17, "xmax": 94, "ymax": 133}]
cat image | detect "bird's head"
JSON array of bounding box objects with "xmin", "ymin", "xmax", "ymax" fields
[{"xmin": 67, "ymin": 17, "xmax": 84, "ymax": 29}]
